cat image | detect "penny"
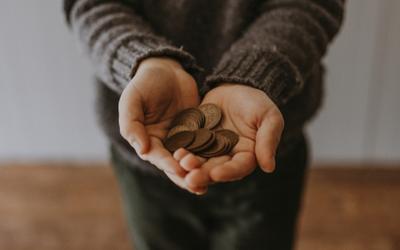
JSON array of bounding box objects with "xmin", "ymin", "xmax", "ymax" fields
[
  {"xmin": 217, "ymin": 136, "xmax": 232, "ymax": 156},
  {"xmin": 197, "ymin": 133, "xmax": 228, "ymax": 158},
  {"xmin": 166, "ymin": 125, "xmax": 190, "ymax": 138},
  {"xmin": 165, "ymin": 106, "xmax": 239, "ymax": 157},
  {"xmin": 171, "ymin": 108, "xmax": 205, "ymax": 130},
  {"xmin": 182, "ymin": 112, "xmax": 204, "ymax": 129},
  {"xmin": 216, "ymin": 129, "xmax": 239, "ymax": 150},
  {"xmin": 191, "ymin": 131, "xmax": 216, "ymax": 153},
  {"xmin": 164, "ymin": 131, "xmax": 195, "ymax": 152},
  {"xmin": 199, "ymin": 104, "xmax": 222, "ymax": 129},
  {"xmin": 187, "ymin": 129, "xmax": 213, "ymax": 152}
]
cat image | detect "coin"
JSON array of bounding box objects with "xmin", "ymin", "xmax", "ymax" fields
[
  {"xmin": 165, "ymin": 105, "xmax": 239, "ymax": 157},
  {"xmin": 197, "ymin": 133, "xmax": 228, "ymax": 158},
  {"xmin": 216, "ymin": 129, "xmax": 239, "ymax": 149},
  {"xmin": 186, "ymin": 129, "xmax": 213, "ymax": 151},
  {"xmin": 164, "ymin": 131, "xmax": 195, "ymax": 152},
  {"xmin": 166, "ymin": 125, "xmax": 190, "ymax": 138},
  {"xmin": 191, "ymin": 131, "xmax": 216, "ymax": 153},
  {"xmin": 171, "ymin": 108, "xmax": 205, "ymax": 130},
  {"xmin": 187, "ymin": 129, "xmax": 214, "ymax": 152},
  {"xmin": 199, "ymin": 104, "xmax": 222, "ymax": 129}
]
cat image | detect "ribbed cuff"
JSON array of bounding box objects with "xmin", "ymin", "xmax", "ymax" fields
[
  {"xmin": 109, "ymin": 36, "xmax": 203, "ymax": 93},
  {"xmin": 205, "ymin": 48, "xmax": 303, "ymax": 106}
]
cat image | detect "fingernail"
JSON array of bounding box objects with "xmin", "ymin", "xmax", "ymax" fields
[
  {"xmin": 263, "ymin": 159, "xmax": 276, "ymax": 173},
  {"xmin": 193, "ymin": 186, "xmax": 208, "ymax": 195},
  {"xmin": 264, "ymin": 168, "xmax": 274, "ymax": 173},
  {"xmin": 195, "ymin": 190, "xmax": 207, "ymax": 196}
]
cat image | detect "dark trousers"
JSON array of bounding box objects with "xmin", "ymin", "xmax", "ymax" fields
[{"xmin": 111, "ymin": 134, "xmax": 309, "ymax": 250}]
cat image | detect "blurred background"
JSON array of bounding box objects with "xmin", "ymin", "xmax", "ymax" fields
[
  {"xmin": 1, "ymin": 1, "xmax": 399, "ymax": 163},
  {"xmin": 0, "ymin": 1, "xmax": 399, "ymax": 250}
]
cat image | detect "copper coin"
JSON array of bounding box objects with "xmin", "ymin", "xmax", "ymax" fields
[
  {"xmin": 216, "ymin": 129, "xmax": 239, "ymax": 149},
  {"xmin": 187, "ymin": 129, "xmax": 213, "ymax": 152},
  {"xmin": 199, "ymin": 104, "xmax": 222, "ymax": 129},
  {"xmin": 216, "ymin": 135, "xmax": 231, "ymax": 156},
  {"xmin": 166, "ymin": 125, "xmax": 190, "ymax": 138},
  {"xmin": 191, "ymin": 131, "xmax": 216, "ymax": 153},
  {"xmin": 171, "ymin": 108, "xmax": 205, "ymax": 130},
  {"xmin": 164, "ymin": 131, "xmax": 195, "ymax": 152},
  {"xmin": 206, "ymin": 136, "xmax": 230, "ymax": 157},
  {"xmin": 197, "ymin": 133, "xmax": 228, "ymax": 158},
  {"xmin": 183, "ymin": 110, "xmax": 204, "ymax": 129}
]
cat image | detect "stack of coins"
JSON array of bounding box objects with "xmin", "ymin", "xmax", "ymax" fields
[{"xmin": 163, "ymin": 104, "xmax": 239, "ymax": 158}]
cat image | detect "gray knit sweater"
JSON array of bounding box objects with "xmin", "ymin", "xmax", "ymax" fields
[{"xmin": 63, "ymin": 0, "xmax": 345, "ymax": 175}]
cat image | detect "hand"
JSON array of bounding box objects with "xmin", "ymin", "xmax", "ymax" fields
[
  {"xmin": 118, "ymin": 57, "xmax": 202, "ymax": 182},
  {"xmin": 173, "ymin": 83, "xmax": 284, "ymax": 192}
]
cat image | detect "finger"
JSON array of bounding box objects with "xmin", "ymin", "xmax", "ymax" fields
[
  {"xmin": 173, "ymin": 148, "xmax": 190, "ymax": 161},
  {"xmin": 255, "ymin": 110, "xmax": 284, "ymax": 173},
  {"xmin": 118, "ymin": 86, "xmax": 150, "ymax": 154},
  {"xmin": 164, "ymin": 171, "xmax": 186, "ymax": 189},
  {"xmin": 126, "ymin": 121, "xmax": 149, "ymax": 155},
  {"xmin": 185, "ymin": 168, "xmax": 210, "ymax": 189},
  {"xmin": 165, "ymin": 171, "xmax": 208, "ymax": 195},
  {"xmin": 141, "ymin": 138, "xmax": 187, "ymax": 177},
  {"xmin": 192, "ymin": 186, "xmax": 208, "ymax": 195},
  {"xmin": 184, "ymin": 156, "xmax": 229, "ymax": 187},
  {"xmin": 173, "ymin": 149, "xmax": 206, "ymax": 171},
  {"xmin": 209, "ymin": 152, "xmax": 256, "ymax": 182},
  {"xmin": 179, "ymin": 153, "xmax": 206, "ymax": 171}
]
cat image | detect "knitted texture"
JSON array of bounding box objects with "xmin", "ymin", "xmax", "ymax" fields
[
  {"xmin": 64, "ymin": 0, "xmax": 345, "ymax": 174},
  {"xmin": 205, "ymin": 0, "xmax": 345, "ymax": 106},
  {"xmin": 65, "ymin": 0, "xmax": 203, "ymax": 93}
]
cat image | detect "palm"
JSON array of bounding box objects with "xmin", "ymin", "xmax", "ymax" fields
[
  {"xmin": 138, "ymin": 74, "xmax": 199, "ymax": 140},
  {"xmin": 119, "ymin": 59, "xmax": 200, "ymax": 177},
  {"xmin": 179, "ymin": 84, "xmax": 284, "ymax": 189}
]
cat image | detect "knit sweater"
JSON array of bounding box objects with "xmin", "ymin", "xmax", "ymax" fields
[{"xmin": 63, "ymin": 0, "xmax": 345, "ymax": 175}]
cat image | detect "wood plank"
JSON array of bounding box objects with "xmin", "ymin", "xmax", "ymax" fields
[
  {"xmin": 296, "ymin": 167, "xmax": 400, "ymax": 250},
  {"xmin": 0, "ymin": 164, "xmax": 399, "ymax": 250},
  {"xmin": 0, "ymin": 164, "xmax": 132, "ymax": 250}
]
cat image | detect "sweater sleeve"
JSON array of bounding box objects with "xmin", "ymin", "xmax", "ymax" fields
[
  {"xmin": 63, "ymin": 0, "xmax": 202, "ymax": 94},
  {"xmin": 205, "ymin": 0, "xmax": 345, "ymax": 106}
]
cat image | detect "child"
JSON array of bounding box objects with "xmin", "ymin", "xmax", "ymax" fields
[{"xmin": 64, "ymin": 0, "xmax": 345, "ymax": 249}]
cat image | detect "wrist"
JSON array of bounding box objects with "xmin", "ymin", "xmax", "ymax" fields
[
  {"xmin": 131, "ymin": 56, "xmax": 198, "ymax": 95},
  {"xmin": 138, "ymin": 57, "xmax": 183, "ymax": 72},
  {"xmin": 211, "ymin": 82, "xmax": 265, "ymax": 96},
  {"xmin": 208, "ymin": 82, "xmax": 279, "ymax": 108}
]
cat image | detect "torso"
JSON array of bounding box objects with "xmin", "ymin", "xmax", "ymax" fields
[{"xmin": 127, "ymin": 0, "xmax": 263, "ymax": 73}]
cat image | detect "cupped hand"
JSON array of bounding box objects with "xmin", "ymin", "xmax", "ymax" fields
[
  {"xmin": 118, "ymin": 57, "xmax": 201, "ymax": 180},
  {"xmin": 174, "ymin": 83, "xmax": 285, "ymax": 192}
]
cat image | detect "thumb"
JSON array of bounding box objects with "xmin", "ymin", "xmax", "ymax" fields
[
  {"xmin": 255, "ymin": 110, "xmax": 284, "ymax": 173},
  {"xmin": 118, "ymin": 85, "xmax": 150, "ymax": 154}
]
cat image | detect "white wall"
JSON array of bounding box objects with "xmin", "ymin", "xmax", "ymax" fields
[
  {"xmin": 0, "ymin": 0, "xmax": 399, "ymax": 163},
  {"xmin": 307, "ymin": 0, "xmax": 400, "ymax": 163},
  {"xmin": 0, "ymin": 0, "xmax": 108, "ymax": 161}
]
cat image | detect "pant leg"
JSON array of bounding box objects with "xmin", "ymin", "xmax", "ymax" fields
[
  {"xmin": 110, "ymin": 146, "xmax": 210, "ymax": 250},
  {"xmin": 201, "ymin": 133, "xmax": 309, "ymax": 250}
]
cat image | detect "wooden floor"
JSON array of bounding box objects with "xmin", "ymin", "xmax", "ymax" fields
[{"xmin": 0, "ymin": 164, "xmax": 399, "ymax": 250}]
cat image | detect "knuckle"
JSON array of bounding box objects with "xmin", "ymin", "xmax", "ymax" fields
[
  {"xmin": 270, "ymin": 109, "xmax": 285, "ymax": 128},
  {"xmin": 119, "ymin": 125, "xmax": 130, "ymax": 139}
]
